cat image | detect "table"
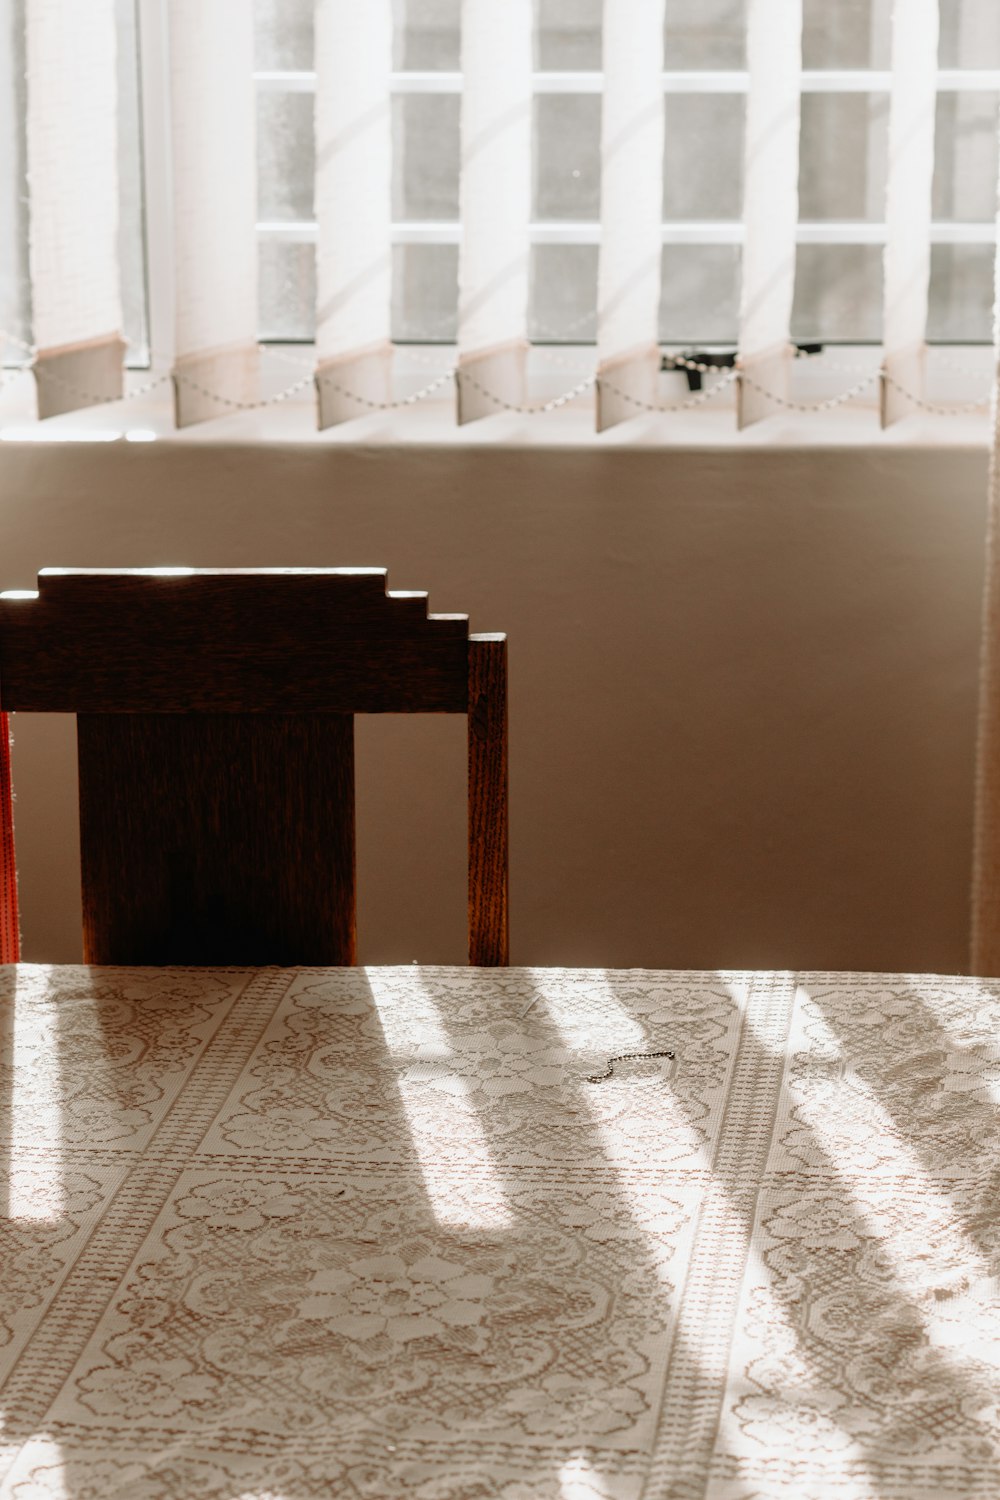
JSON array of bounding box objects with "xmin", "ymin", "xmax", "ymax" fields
[{"xmin": 0, "ymin": 964, "xmax": 998, "ymax": 1499}]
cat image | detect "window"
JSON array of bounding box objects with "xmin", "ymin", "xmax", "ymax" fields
[
  {"xmin": 0, "ymin": 0, "xmax": 995, "ymax": 429},
  {"xmin": 255, "ymin": 0, "xmax": 1000, "ymax": 348}
]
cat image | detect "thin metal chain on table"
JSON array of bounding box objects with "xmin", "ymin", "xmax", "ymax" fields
[{"xmin": 586, "ymin": 1050, "xmax": 676, "ymax": 1083}]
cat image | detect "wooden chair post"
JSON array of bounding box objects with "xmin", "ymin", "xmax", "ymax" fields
[
  {"xmin": 0, "ymin": 712, "xmax": 18, "ymax": 963},
  {"xmin": 468, "ymin": 634, "xmax": 509, "ymax": 965}
]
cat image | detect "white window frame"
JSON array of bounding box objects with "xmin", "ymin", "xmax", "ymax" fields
[{"xmin": 251, "ymin": 66, "xmax": 1000, "ymax": 271}]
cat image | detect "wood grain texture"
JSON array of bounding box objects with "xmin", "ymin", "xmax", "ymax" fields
[
  {"xmin": 0, "ymin": 712, "xmax": 18, "ymax": 963},
  {"xmin": 0, "ymin": 569, "xmax": 469, "ymax": 713},
  {"xmin": 468, "ymin": 635, "xmax": 509, "ymax": 966},
  {"xmin": 78, "ymin": 714, "xmax": 356, "ymax": 966}
]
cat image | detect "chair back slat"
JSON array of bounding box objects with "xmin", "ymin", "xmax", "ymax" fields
[
  {"xmin": 78, "ymin": 713, "xmax": 356, "ymax": 965},
  {"xmin": 0, "ymin": 569, "xmax": 469, "ymax": 713}
]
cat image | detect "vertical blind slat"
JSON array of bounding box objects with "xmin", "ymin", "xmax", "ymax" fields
[
  {"xmin": 456, "ymin": 0, "xmax": 533, "ymax": 423},
  {"xmin": 737, "ymin": 0, "xmax": 803, "ymax": 427},
  {"xmin": 26, "ymin": 0, "xmax": 124, "ymax": 418},
  {"xmin": 969, "ymin": 113, "xmax": 1000, "ymax": 975},
  {"xmin": 596, "ymin": 0, "xmax": 667, "ymax": 432},
  {"xmin": 169, "ymin": 0, "xmax": 258, "ymax": 428},
  {"xmin": 314, "ymin": 0, "xmax": 393, "ymax": 428},
  {"xmin": 881, "ymin": 0, "xmax": 940, "ymax": 425}
]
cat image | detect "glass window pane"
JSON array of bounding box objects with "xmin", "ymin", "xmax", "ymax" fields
[
  {"xmin": 660, "ymin": 245, "xmax": 741, "ymax": 343},
  {"xmin": 792, "ymin": 245, "xmax": 882, "ymax": 341},
  {"xmin": 258, "ymin": 240, "xmax": 316, "ymax": 341},
  {"xmin": 663, "ymin": 1, "xmax": 746, "ymax": 70},
  {"xmin": 932, "ymin": 93, "xmax": 1000, "ymax": 223},
  {"xmin": 535, "ymin": 0, "xmax": 601, "ymax": 70},
  {"xmin": 529, "ymin": 244, "xmax": 597, "ymax": 341},
  {"xmin": 927, "ymin": 245, "xmax": 994, "ymax": 341},
  {"xmin": 392, "ymin": 244, "xmax": 458, "ymax": 340},
  {"xmin": 257, "ymin": 91, "xmax": 315, "ymax": 222},
  {"xmin": 938, "ymin": 0, "xmax": 1000, "ymax": 68},
  {"xmin": 254, "ymin": 0, "xmax": 314, "ymax": 71},
  {"xmin": 392, "ymin": 94, "xmax": 460, "ymax": 220},
  {"xmin": 663, "ymin": 94, "xmax": 744, "ymax": 220},
  {"xmin": 0, "ymin": 0, "xmax": 31, "ymax": 353},
  {"xmin": 801, "ymin": 0, "xmax": 891, "ymax": 69},
  {"xmin": 798, "ymin": 93, "xmax": 888, "ymax": 221},
  {"xmin": 533, "ymin": 95, "xmax": 601, "ymax": 220},
  {"xmin": 392, "ymin": 0, "xmax": 461, "ymax": 71}
]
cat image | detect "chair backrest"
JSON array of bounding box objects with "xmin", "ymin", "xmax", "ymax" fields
[{"xmin": 0, "ymin": 568, "xmax": 507, "ymax": 966}]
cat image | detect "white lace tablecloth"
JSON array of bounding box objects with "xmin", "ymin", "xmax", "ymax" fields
[{"xmin": 1, "ymin": 965, "xmax": 998, "ymax": 1500}]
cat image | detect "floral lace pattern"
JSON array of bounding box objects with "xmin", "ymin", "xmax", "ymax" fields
[
  {"xmin": 0, "ymin": 966, "xmax": 245, "ymax": 1152},
  {"xmin": 207, "ymin": 971, "xmax": 735, "ymax": 1170},
  {"xmin": 0, "ymin": 1169, "xmax": 110, "ymax": 1362},
  {"xmin": 1, "ymin": 965, "xmax": 999, "ymax": 1499},
  {"xmin": 692, "ymin": 978, "xmax": 1000, "ymax": 1500},
  {"xmin": 58, "ymin": 1172, "xmax": 678, "ymax": 1459}
]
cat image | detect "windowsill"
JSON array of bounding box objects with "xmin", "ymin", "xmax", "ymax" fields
[{"xmin": 0, "ymin": 345, "xmax": 991, "ymax": 450}]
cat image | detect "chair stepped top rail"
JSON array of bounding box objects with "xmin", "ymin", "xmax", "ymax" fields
[{"xmin": 0, "ymin": 568, "xmax": 508, "ymax": 967}]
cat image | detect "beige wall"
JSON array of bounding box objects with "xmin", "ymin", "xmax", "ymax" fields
[{"xmin": 0, "ymin": 438, "xmax": 987, "ymax": 972}]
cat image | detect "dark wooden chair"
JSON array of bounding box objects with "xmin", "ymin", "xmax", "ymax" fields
[{"xmin": 0, "ymin": 568, "xmax": 507, "ymax": 966}]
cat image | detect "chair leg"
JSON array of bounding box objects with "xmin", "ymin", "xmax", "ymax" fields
[{"xmin": 468, "ymin": 636, "xmax": 509, "ymax": 966}]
